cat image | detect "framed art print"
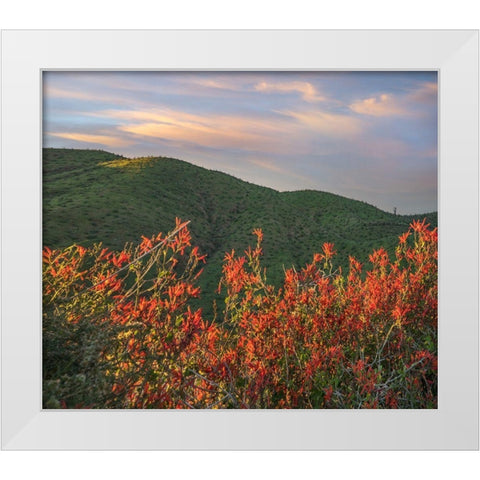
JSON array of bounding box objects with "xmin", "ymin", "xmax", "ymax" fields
[{"xmin": 1, "ymin": 30, "xmax": 478, "ymax": 450}]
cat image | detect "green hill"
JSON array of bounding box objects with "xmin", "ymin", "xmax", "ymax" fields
[{"xmin": 43, "ymin": 148, "xmax": 437, "ymax": 316}]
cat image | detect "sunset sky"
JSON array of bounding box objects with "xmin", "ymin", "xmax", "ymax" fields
[{"xmin": 43, "ymin": 71, "xmax": 437, "ymax": 214}]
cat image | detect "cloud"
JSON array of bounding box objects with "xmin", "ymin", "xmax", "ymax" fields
[
  {"xmin": 187, "ymin": 77, "xmax": 248, "ymax": 92},
  {"xmin": 349, "ymin": 81, "xmax": 437, "ymax": 118},
  {"xmin": 254, "ymin": 81, "xmax": 325, "ymax": 103},
  {"xmin": 407, "ymin": 81, "xmax": 438, "ymax": 104},
  {"xmin": 83, "ymin": 105, "xmax": 366, "ymax": 159},
  {"xmin": 118, "ymin": 120, "xmax": 286, "ymax": 153},
  {"xmin": 277, "ymin": 109, "xmax": 363, "ymax": 137},
  {"xmin": 352, "ymin": 136, "xmax": 413, "ymax": 162},
  {"xmin": 45, "ymin": 87, "xmax": 101, "ymax": 102},
  {"xmin": 49, "ymin": 132, "xmax": 134, "ymax": 148},
  {"xmin": 246, "ymin": 156, "xmax": 314, "ymax": 183},
  {"xmin": 44, "ymin": 85, "xmax": 143, "ymax": 109},
  {"xmin": 92, "ymin": 107, "xmax": 314, "ymax": 155},
  {"xmin": 349, "ymin": 93, "xmax": 408, "ymax": 117}
]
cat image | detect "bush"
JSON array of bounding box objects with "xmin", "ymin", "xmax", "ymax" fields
[{"xmin": 43, "ymin": 219, "xmax": 437, "ymax": 408}]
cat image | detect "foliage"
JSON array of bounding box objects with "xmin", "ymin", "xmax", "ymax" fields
[{"xmin": 43, "ymin": 219, "xmax": 437, "ymax": 409}]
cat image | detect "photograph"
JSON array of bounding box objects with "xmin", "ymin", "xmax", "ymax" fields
[{"xmin": 42, "ymin": 70, "xmax": 438, "ymax": 409}]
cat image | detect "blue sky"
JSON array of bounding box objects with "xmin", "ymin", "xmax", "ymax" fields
[{"xmin": 43, "ymin": 71, "xmax": 437, "ymax": 214}]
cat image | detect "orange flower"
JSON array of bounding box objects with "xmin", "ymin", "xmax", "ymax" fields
[
  {"xmin": 322, "ymin": 242, "xmax": 336, "ymax": 259},
  {"xmin": 399, "ymin": 231, "xmax": 410, "ymax": 244},
  {"xmin": 252, "ymin": 228, "xmax": 263, "ymax": 243}
]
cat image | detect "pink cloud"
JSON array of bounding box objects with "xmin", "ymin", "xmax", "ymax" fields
[
  {"xmin": 349, "ymin": 93, "xmax": 408, "ymax": 117},
  {"xmin": 349, "ymin": 81, "xmax": 437, "ymax": 117},
  {"xmin": 254, "ymin": 81, "xmax": 325, "ymax": 103},
  {"xmin": 278, "ymin": 109, "xmax": 363, "ymax": 137},
  {"xmin": 44, "ymin": 86, "xmax": 142, "ymax": 108},
  {"xmin": 49, "ymin": 132, "xmax": 134, "ymax": 148},
  {"xmin": 246, "ymin": 157, "xmax": 314, "ymax": 184},
  {"xmin": 407, "ymin": 81, "xmax": 438, "ymax": 104},
  {"xmin": 95, "ymin": 108, "xmax": 314, "ymax": 155}
]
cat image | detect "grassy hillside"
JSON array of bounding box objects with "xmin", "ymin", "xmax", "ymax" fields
[{"xmin": 43, "ymin": 148, "xmax": 437, "ymax": 316}]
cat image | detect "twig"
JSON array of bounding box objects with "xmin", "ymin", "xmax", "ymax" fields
[
  {"xmin": 69, "ymin": 220, "xmax": 190, "ymax": 300},
  {"xmin": 189, "ymin": 368, "xmax": 238, "ymax": 407}
]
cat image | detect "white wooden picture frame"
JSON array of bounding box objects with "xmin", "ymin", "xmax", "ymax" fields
[{"xmin": 1, "ymin": 30, "xmax": 478, "ymax": 450}]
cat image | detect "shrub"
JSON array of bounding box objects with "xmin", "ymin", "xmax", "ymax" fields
[{"xmin": 43, "ymin": 219, "xmax": 437, "ymax": 408}]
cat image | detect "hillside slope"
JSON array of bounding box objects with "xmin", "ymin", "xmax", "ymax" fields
[{"xmin": 43, "ymin": 148, "xmax": 437, "ymax": 314}]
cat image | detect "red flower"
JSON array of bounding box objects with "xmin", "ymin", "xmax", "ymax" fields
[{"xmin": 322, "ymin": 242, "xmax": 336, "ymax": 259}]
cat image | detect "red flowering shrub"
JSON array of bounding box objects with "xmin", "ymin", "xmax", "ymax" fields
[
  {"xmin": 43, "ymin": 219, "xmax": 217, "ymax": 408},
  {"xmin": 43, "ymin": 219, "xmax": 437, "ymax": 409},
  {"xmin": 213, "ymin": 218, "xmax": 437, "ymax": 408}
]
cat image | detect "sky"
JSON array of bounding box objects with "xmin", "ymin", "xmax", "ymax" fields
[{"xmin": 43, "ymin": 71, "xmax": 437, "ymax": 214}]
